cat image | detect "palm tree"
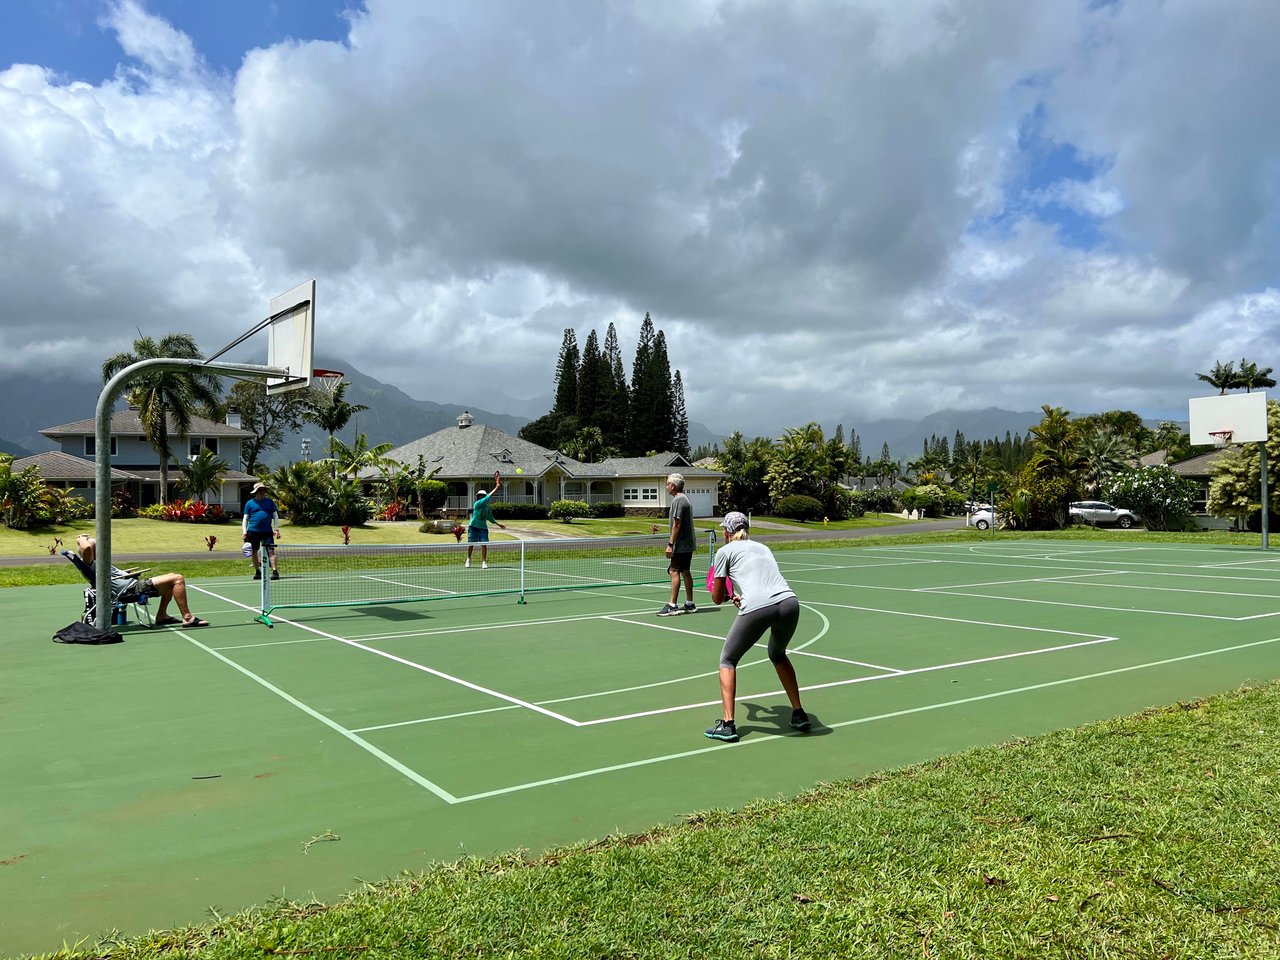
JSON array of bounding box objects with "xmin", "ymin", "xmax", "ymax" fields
[
  {"xmin": 180, "ymin": 448, "xmax": 230, "ymax": 501},
  {"xmin": 1196, "ymin": 360, "xmax": 1238, "ymax": 395},
  {"xmin": 319, "ymin": 433, "xmax": 396, "ymax": 478},
  {"xmin": 1236, "ymin": 358, "xmax": 1277, "ymax": 393},
  {"xmin": 1078, "ymin": 427, "xmax": 1136, "ymax": 497},
  {"xmin": 102, "ymin": 334, "xmax": 222, "ymax": 504},
  {"xmin": 303, "ymin": 380, "xmax": 368, "ymax": 456}
]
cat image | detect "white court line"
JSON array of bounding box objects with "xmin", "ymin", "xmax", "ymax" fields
[
  {"xmin": 785, "ymin": 575, "xmax": 1273, "ymax": 622},
  {"xmin": 795, "ymin": 650, "xmax": 904, "ymax": 672},
  {"xmin": 912, "ymin": 588, "xmax": 1265, "ymax": 621},
  {"xmin": 353, "ymin": 703, "xmax": 518, "ymax": 733},
  {"xmin": 915, "ymin": 572, "xmax": 1130, "ymax": 591},
  {"xmin": 358, "ymin": 573, "xmax": 456, "ymax": 595},
  {"xmin": 189, "ymin": 584, "xmax": 582, "ymax": 725},
  {"xmin": 189, "ymin": 578, "xmax": 1254, "ymax": 806},
  {"xmin": 861, "ymin": 545, "xmax": 1280, "ymax": 576},
  {"xmin": 348, "ymin": 614, "xmax": 831, "ymax": 733},
  {"xmin": 576, "ymin": 629, "xmax": 1110, "ymax": 727},
  {"xmin": 450, "ymin": 640, "xmax": 1280, "ymax": 803},
  {"xmin": 178, "ymin": 629, "xmax": 458, "ymax": 803}
]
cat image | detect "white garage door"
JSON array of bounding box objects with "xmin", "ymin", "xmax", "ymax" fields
[{"xmin": 684, "ymin": 483, "xmax": 715, "ymax": 517}]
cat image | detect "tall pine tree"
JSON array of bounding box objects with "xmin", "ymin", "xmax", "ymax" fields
[
  {"xmin": 628, "ymin": 313, "xmax": 659, "ymax": 455},
  {"xmin": 601, "ymin": 323, "xmax": 629, "ymax": 437},
  {"xmin": 553, "ymin": 329, "xmax": 579, "ymax": 415},
  {"xmin": 575, "ymin": 329, "xmax": 604, "ymax": 429},
  {"xmin": 672, "ymin": 371, "xmax": 689, "ymax": 458}
]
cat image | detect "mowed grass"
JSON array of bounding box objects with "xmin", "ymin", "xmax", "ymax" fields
[{"xmin": 32, "ymin": 683, "xmax": 1280, "ymax": 959}]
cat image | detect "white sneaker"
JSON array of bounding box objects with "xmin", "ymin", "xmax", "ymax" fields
[
  {"xmin": 464, "ymin": 558, "xmax": 471, "ymax": 568},
  {"xmin": 481, "ymin": 561, "xmax": 488, "ymax": 569}
]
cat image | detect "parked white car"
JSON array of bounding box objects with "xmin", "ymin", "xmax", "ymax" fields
[
  {"xmin": 1069, "ymin": 501, "xmax": 1142, "ymax": 528},
  {"xmin": 969, "ymin": 508, "xmax": 995, "ymax": 531}
]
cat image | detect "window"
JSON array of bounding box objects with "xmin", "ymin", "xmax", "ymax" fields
[
  {"xmin": 623, "ymin": 486, "xmax": 659, "ymax": 502},
  {"xmin": 189, "ymin": 438, "xmax": 219, "ymax": 456},
  {"xmin": 84, "ymin": 437, "xmax": 117, "ymax": 457}
]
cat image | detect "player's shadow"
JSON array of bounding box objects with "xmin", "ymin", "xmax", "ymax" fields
[{"xmin": 736, "ymin": 701, "xmax": 831, "ymax": 738}]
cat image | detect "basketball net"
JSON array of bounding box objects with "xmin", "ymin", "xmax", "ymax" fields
[
  {"xmin": 312, "ymin": 369, "xmax": 345, "ymax": 397},
  {"xmin": 1208, "ymin": 430, "xmax": 1233, "ymax": 448}
]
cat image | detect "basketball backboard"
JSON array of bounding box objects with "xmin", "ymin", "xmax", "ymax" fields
[
  {"xmin": 265, "ymin": 279, "xmax": 315, "ymax": 396},
  {"xmin": 1188, "ymin": 392, "xmax": 1269, "ymax": 444}
]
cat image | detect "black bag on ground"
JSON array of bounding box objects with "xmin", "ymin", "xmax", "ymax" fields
[{"xmin": 54, "ymin": 622, "xmax": 123, "ymax": 645}]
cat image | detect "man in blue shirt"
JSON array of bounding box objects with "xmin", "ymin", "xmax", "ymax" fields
[
  {"xmin": 465, "ymin": 477, "xmax": 506, "ymax": 569},
  {"xmin": 242, "ymin": 482, "xmax": 281, "ymax": 580}
]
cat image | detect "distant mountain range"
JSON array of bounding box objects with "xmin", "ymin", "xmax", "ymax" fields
[
  {"xmin": 0, "ymin": 435, "xmax": 33, "ymax": 458},
  {"xmin": 0, "ymin": 360, "xmax": 1169, "ymax": 469}
]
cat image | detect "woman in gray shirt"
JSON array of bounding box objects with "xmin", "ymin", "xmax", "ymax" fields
[{"xmin": 705, "ymin": 511, "xmax": 809, "ymax": 742}]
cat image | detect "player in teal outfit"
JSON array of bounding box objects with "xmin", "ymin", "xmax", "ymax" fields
[{"xmin": 465, "ymin": 477, "xmax": 506, "ymax": 569}]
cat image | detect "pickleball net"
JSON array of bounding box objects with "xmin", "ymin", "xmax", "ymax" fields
[{"xmin": 255, "ymin": 534, "xmax": 686, "ymax": 625}]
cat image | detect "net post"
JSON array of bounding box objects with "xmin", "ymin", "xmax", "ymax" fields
[
  {"xmin": 255, "ymin": 543, "xmax": 275, "ymax": 626},
  {"xmin": 514, "ymin": 537, "xmax": 524, "ymax": 604}
]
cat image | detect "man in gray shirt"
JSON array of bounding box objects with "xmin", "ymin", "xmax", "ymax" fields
[{"xmin": 658, "ymin": 472, "xmax": 698, "ymax": 616}]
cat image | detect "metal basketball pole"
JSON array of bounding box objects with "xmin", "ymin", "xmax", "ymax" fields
[
  {"xmin": 93, "ymin": 358, "xmax": 288, "ymax": 630},
  {"xmin": 1262, "ymin": 444, "xmax": 1270, "ymax": 551}
]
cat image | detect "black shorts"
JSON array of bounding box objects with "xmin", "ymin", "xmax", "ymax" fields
[
  {"xmin": 245, "ymin": 530, "xmax": 275, "ymax": 551},
  {"xmin": 668, "ymin": 550, "xmax": 693, "ymax": 574}
]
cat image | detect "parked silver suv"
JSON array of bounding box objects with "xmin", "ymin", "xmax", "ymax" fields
[{"xmin": 1069, "ymin": 501, "xmax": 1141, "ymax": 528}]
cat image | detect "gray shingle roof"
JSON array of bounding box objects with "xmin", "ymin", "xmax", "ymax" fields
[
  {"xmin": 10, "ymin": 451, "xmax": 138, "ymax": 481},
  {"xmin": 1169, "ymin": 447, "xmax": 1232, "ymax": 477},
  {"xmin": 41, "ymin": 410, "xmax": 254, "ymax": 439},
  {"xmin": 380, "ymin": 423, "xmax": 595, "ymax": 480},
  {"xmin": 374, "ymin": 424, "xmax": 723, "ymax": 481}
]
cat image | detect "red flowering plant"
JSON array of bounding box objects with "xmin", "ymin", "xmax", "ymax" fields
[
  {"xmin": 205, "ymin": 535, "xmax": 218, "ymax": 551},
  {"xmin": 451, "ymin": 524, "xmax": 465, "ymax": 542},
  {"xmin": 156, "ymin": 499, "xmax": 227, "ymax": 523},
  {"xmin": 377, "ymin": 500, "xmax": 406, "ymax": 522},
  {"xmin": 341, "ymin": 525, "xmax": 351, "ymax": 545}
]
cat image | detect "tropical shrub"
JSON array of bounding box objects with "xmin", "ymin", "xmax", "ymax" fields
[
  {"xmin": 590, "ymin": 501, "xmax": 625, "ymax": 518},
  {"xmin": 860, "ymin": 487, "xmax": 900, "ymax": 514},
  {"xmin": 549, "ymin": 499, "xmax": 591, "ymax": 523},
  {"xmin": 33, "ymin": 488, "xmax": 93, "ymax": 525},
  {"xmin": 376, "ymin": 501, "xmax": 408, "ymax": 522},
  {"xmin": 490, "ymin": 501, "xmax": 550, "ymax": 520},
  {"xmin": 140, "ymin": 499, "xmax": 228, "ymax": 523},
  {"xmin": 111, "ymin": 488, "xmax": 137, "ymax": 519},
  {"xmin": 773, "ymin": 494, "xmax": 824, "ymax": 521},
  {"xmin": 838, "ymin": 488, "xmax": 865, "ymax": 519},
  {"xmin": 1105, "ymin": 466, "xmax": 1197, "ymax": 531},
  {"xmin": 417, "ymin": 478, "xmax": 448, "ymax": 513},
  {"xmin": 0, "ymin": 463, "xmax": 46, "ymax": 529}
]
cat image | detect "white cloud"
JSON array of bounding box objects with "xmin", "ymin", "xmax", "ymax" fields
[{"xmin": 0, "ymin": 0, "xmax": 1277, "ymax": 440}]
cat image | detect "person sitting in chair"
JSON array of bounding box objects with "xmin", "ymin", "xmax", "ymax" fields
[{"xmin": 74, "ymin": 534, "xmax": 209, "ymax": 628}]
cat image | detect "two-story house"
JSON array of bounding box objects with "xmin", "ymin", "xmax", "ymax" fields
[{"xmin": 12, "ymin": 408, "xmax": 257, "ymax": 511}]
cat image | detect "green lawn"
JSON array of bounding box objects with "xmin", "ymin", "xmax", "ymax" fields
[
  {"xmin": 32, "ymin": 682, "xmax": 1280, "ymax": 959},
  {"xmin": 0, "ymin": 518, "xmax": 465, "ymax": 561}
]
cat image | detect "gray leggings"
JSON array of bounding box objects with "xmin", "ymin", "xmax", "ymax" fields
[{"xmin": 719, "ymin": 595, "xmax": 801, "ymax": 669}]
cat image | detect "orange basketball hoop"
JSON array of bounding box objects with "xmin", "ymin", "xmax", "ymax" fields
[
  {"xmin": 312, "ymin": 369, "xmax": 345, "ymax": 397},
  {"xmin": 1208, "ymin": 430, "xmax": 1234, "ymax": 448}
]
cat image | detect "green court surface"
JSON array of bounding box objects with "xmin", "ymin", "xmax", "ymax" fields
[{"xmin": 5, "ymin": 539, "xmax": 1280, "ymax": 954}]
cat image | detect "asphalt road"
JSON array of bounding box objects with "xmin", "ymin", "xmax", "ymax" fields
[{"xmin": 1, "ymin": 517, "xmax": 970, "ymax": 568}]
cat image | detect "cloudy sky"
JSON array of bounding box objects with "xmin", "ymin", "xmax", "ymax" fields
[{"xmin": 3, "ymin": 0, "xmax": 1278, "ymax": 437}]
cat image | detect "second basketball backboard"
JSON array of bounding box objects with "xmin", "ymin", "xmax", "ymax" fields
[{"xmin": 1188, "ymin": 392, "xmax": 1269, "ymax": 445}]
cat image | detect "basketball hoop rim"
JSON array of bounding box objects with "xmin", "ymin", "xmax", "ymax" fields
[
  {"xmin": 312, "ymin": 369, "xmax": 345, "ymax": 379},
  {"xmin": 1208, "ymin": 430, "xmax": 1234, "ymax": 447}
]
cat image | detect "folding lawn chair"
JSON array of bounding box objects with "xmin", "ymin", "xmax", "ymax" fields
[{"xmin": 62, "ymin": 550, "xmax": 153, "ymax": 628}]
